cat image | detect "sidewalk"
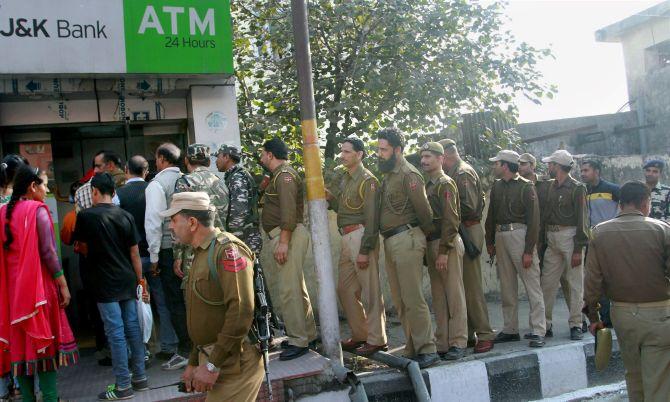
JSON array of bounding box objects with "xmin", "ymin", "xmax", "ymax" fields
[{"xmin": 55, "ymin": 298, "xmax": 622, "ymax": 401}]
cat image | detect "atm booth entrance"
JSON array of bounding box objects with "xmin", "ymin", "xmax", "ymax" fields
[{"xmin": 0, "ymin": 120, "xmax": 187, "ymax": 347}]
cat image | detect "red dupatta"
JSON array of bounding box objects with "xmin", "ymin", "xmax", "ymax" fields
[{"xmin": 0, "ymin": 200, "xmax": 77, "ymax": 375}]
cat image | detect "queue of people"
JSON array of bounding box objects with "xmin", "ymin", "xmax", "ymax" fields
[{"xmin": 0, "ymin": 131, "xmax": 668, "ymax": 402}]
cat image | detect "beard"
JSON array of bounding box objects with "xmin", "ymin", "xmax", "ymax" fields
[
  {"xmin": 378, "ymin": 154, "xmax": 397, "ymax": 173},
  {"xmin": 549, "ymin": 169, "xmax": 557, "ymax": 179}
]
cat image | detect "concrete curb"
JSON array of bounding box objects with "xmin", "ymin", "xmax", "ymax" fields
[{"xmin": 298, "ymin": 338, "xmax": 625, "ymax": 402}]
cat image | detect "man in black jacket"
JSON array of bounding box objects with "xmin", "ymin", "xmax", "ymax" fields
[{"xmin": 115, "ymin": 156, "xmax": 180, "ymax": 365}]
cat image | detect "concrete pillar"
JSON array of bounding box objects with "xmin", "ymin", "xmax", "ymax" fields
[{"xmin": 187, "ymin": 82, "xmax": 241, "ymax": 162}]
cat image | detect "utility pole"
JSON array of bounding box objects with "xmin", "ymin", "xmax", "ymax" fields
[{"xmin": 290, "ymin": 0, "xmax": 343, "ymax": 364}]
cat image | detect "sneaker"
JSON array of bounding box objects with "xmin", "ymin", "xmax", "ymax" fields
[
  {"xmin": 161, "ymin": 353, "xmax": 188, "ymax": 371},
  {"xmin": 98, "ymin": 384, "xmax": 134, "ymax": 401},
  {"xmin": 155, "ymin": 351, "xmax": 175, "ymax": 361},
  {"xmin": 131, "ymin": 377, "xmax": 149, "ymax": 392},
  {"xmin": 570, "ymin": 327, "xmax": 584, "ymax": 340}
]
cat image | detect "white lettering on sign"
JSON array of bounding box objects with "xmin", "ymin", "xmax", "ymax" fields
[
  {"xmin": 162, "ymin": 6, "xmax": 184, "ymax": 35},
  {"xmin": 189, "ymin": 8, "xmax": 215, "ymax": 36},
  {"xmin": 137, "ymin": 6, "xmax": 215, "ymax": 36},
  {"xmin": 138, "ymin": 6, "xmax": 164, "ymax": 35}
]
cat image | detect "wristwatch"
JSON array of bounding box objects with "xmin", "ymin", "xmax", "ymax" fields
[{"xmin": 205, "ymin": 361, "xmax": 220, "ymax": 373}]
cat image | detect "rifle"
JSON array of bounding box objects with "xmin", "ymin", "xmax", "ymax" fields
[
  {"xmin": 255, "ymin": 258, "xmax": 284, "ymax": 335},
  {"xmin": 253, "ymin": 258, "xmax": 273, "ymax": 401},
  {"xmin": 459, "ymin": 223, "xmax": 481, "ymax": 259}
]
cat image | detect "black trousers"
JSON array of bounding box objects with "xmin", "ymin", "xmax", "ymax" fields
[
  {"xmin": 79, "ymin": 254, "xmax": 107, "ymax": 351},
  {"xmin": 158, "ymin": 248, "xmax": 191, "ymax": 355}
]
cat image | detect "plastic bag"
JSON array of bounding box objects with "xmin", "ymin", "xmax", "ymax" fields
[{"xmin": 136, "ymin": 285, "xmax": 153, "ymax": 344}]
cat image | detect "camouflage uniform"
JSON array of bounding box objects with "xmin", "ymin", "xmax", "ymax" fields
[
  {"xmin": 650, "ymin": 183, "xmax": 670, "ymax": 222},
  {"xmin": 224, "ymin": 164, "xmax": 262, "ymax": 254},
  {"xmin": 173, "ymin": 144, "xmax": 230, "ymax": 280}
]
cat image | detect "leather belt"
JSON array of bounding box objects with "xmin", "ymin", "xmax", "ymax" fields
[
  {"xmin": 463, "ymin": 220, "xmax": 480, "ymax": 228},
  {"xmin": 339, "ymin": 224, "xmax": 363, "ymax": 236},
  {"xmin": 381, "ymin": 224, "xmax": 416, "ymax": 239},
  {"xmin": 495, "ymin": 223, "xmax": 526, "ymax": 232},
  {"xmin": 546, "ymin": 225, "xmax": 575, "ymax": 232}
]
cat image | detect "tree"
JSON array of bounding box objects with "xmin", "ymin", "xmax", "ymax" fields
[{"xmin": 232, "ymin": 0, "xmax": 555, "ymax": 163}]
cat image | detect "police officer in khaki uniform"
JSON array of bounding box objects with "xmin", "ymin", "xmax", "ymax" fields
[
  {"xmin": 585, "ymin": 181, "xmax": 670, "ymax": 402},
  {"xmin": 440, "ymin": 139, "xmax": 495, "ymax": 353},
  {"xmin": 259, "ymin": 137, "xmax": 317, "ymax": 360},
  {"xmin": 540, "ymin": 150, "xmax": 588, "ymax": 340},
  {"xmin": 377, "ymin": 128, "xmax": 439, "ymax": 368},
  {"xmin": 327, "ymin": 136, "xmax": 388, "ymax": 356},
  {"xmin": 161, "ymin": 192, "xmax": 263, "ymax": 402},
  {"xmin": 519, "ymin": 152, "xmax": 571, "ymax": 338},
  {"xmin": 485, "ymin": 150, "xmax": 546, "ymax": 348},
  {"xmin": 420, "ymin": 142, "xmax": 468, "ymax": 360}
]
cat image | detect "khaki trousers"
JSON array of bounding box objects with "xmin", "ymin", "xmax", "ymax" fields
[
  {"xmin": 462, "ymin": 223, "xmax": 495, "ymax": 341},
  {"xmin": 384, "ymin": 226, "xmax": 437, "ymax": 356},
  {"xmin": 427, "ymin": 237, "xmax": 468, "ymax": 350},
  {"xmin": 541, "ymin": 227, "xmax": 583, "ymax": 329},
  {"xmin": 611, "ymin": 300, "xmax": 670, "ymax": 402},
  {"xmin": 337, "ymin": 227, "xmax": 387, "ymax": 346},
  {"xmin": 267, "ymin": 224, "xmax": 317, "ymax": 348},
  {"xmin": 198, "ymin": 344, "xmax": 265, "ymax": 402},
  {"xmin": 494, "ymin": 228, "xmax": 546, "ymax": 336}
]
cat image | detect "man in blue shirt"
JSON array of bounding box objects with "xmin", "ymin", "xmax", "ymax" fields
[{"xmin": 580, "ymin": 159, "xmax": 620, "ymax": 227}]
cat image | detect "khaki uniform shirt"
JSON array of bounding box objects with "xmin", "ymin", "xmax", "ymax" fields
[
  {"xmin": 446, "ymin": 159, "xmax": 485, "ymax": 222},
  {"xmin": 485, "ymin": 175, "xmax": 540, "ymax": 254},
  {"xmin": 542, "ymin": 175, "xmax": 589, "ymax": 248},
  {"xmin": 185, "ymin": 229, "xmax": 255, "ymax": 373},
  {"xmin": 328, "ymin": 163, "xmax": 380, "ymax": 254},
  {"xmin": 425, "ymin": 172, "xmax": 460, "ymax": 254},
  {"xmin": 379, "ymin": 156, "xmax": 433, "ymax": 234},
  {"xmin": 261, "ymin": 162, "xmax": 304, "ymax": 233},
  {"xmin": 584, "ymin": 211, "xmax": 670, "ymax": 322},
  {"xmin": 523, "ymin": 172, "xmax": 551, "ymax": 247}
]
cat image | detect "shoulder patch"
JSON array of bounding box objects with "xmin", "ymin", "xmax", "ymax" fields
[
  {"xmin": 409, "ymin": 180, "xmax": 418, "ymax": 191},
  {"xmin": 220, "ymin": 245, "xmax": 247, "ymax": 273},
  {"xmin": 283, "ymin": 174, "xmax": 293, "ymax": 183}
]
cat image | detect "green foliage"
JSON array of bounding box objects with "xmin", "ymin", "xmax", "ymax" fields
[{"xmin": 233, "ymin": 0, "xmax": 555, "ymax": 173}]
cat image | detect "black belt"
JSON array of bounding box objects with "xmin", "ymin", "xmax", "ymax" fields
[{"xmin": 382, "ymin": 224, "xmax": 417, "ymax": 239}]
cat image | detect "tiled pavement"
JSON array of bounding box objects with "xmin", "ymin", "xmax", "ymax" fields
[{"xmin": 56, "ymin": 299, "xmax": 580, "ymax": 401}]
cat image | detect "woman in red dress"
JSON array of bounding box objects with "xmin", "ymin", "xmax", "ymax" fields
[{"xmin": 0, "ymin": 165, "xmax": 78, "ymax": 402}]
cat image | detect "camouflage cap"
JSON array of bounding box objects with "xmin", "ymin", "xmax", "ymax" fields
[
  {"xmin": 519, "ymin": 153, "xmax": 537, "ymax": 165},
  {"xmin": 186, "ymin": 143, "xmax": 211, "ymax": 161},
  {"xmin": 420, "ymin": 142, "xmax": 444, "ymax": 155},
  {"xmin": 212, "ymin": 144, "xmax": 242, "ymax": 159}
]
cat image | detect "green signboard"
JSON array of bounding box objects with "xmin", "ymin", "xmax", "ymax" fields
[{"xmin": 123, "ymin": 0, "xmax": 234, "ymax": 74}]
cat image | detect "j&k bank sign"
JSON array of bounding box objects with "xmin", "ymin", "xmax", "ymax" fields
[{"xmin": 0, "ymin": 0, "xmax": 233, "ymax": 74}]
